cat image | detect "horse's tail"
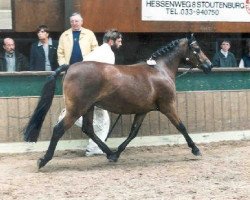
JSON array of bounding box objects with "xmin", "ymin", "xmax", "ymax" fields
[{"xmin": 24, "ymin": 65, "xmax": 69, "ymax": 142}]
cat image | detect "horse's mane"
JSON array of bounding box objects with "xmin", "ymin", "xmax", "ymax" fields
[{"xmin": 149, "ymin": 39, "xmax": 180, "ymax": 60}]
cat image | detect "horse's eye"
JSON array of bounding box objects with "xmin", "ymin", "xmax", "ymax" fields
[{"xmin": 194, "ymin": 47, "xmax": 201, "ymax": 53}]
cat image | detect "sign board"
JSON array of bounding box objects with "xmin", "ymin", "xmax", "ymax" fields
[{"xmin": 142, "ymin": 0, "xmax": 250, "ymax": 22}]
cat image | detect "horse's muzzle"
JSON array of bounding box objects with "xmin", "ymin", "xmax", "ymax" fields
[{"xmin": 201, "ymin": 62, "xmax": 213, "ymax": 74}]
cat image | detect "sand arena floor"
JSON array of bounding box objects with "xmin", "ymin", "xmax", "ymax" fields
[{"xmin": 0, "ymin": 140, "xmax": 249, "ymax": 200}]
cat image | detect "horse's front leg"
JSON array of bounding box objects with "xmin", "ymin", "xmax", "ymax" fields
[
  {"xmin": 81, "ymin": 108, "xmax": 114, "ymax": 157},
  {"xmin": 161, "ymin": 102, "xmax": 201, "ymax": 156},
  {"xmin": 109, "ymin": 113, "xmax": 146, "ymax": 162}
]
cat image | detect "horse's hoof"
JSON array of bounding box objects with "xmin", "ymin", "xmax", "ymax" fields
[
  {"xmin": 192, "ymin": 147, "xmax": 202, "ymax": 156},
  {"xmin": 37, "ymin": 158, "xmax": 47, "ymax": 169},
  {"xmin": 107, "ymin": 153, "xmax": 118, "ymax": 162}
]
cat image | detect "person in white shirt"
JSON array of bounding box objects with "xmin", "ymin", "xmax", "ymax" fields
[{"xmin": 58, "ymin": 29, "xmax": 122, "ymax": 156}]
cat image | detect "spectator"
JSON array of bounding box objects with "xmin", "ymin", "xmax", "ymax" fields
[
  {"xmin": 30, "ymin": 25, "xmax": 58, "ymax": 71},
  {"xmin": 212, "ymin": 40, "xmax": 237, "ymax": 67},
  {"xmin": 239, "ymin": 40, "xmax": 250, "ymax": 68},
  {"xmin": 57, "ymin": 12, "xmax": 98, "ymax": 66},
  {"xmin": 57, "ymin": 12, "xmax": 98, "ymax": 156},
  {"xmin": 0, "ymin": 37, "xmax": 29, "ymax": 71}
]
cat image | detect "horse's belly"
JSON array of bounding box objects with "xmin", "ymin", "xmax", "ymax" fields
[{"xmin": 97, "ymin": 96, "xmax": 156, "ymax": 114}]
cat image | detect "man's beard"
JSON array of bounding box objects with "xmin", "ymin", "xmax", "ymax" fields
[{"xmin": 111, "ymin": 45, "xmax": 120, "ymax": 52}]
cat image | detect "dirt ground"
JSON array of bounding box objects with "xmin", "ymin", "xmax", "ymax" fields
[{"xmin": 0, "ymin": 140, "xmax": 249, "ymax": 200}]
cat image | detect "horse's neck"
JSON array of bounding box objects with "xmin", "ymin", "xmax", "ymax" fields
[
  {"xmin": 156, "ymin": 40, "xmax": 188, "ymax": 77},
  {"xmin": 159, "ymin": 56, "xmax": 182, "ymax": 77}
]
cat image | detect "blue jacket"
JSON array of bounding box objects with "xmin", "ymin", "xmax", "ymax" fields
[
  {"xmin": 242, "ymin": 55, "xmax": 250, "ymax": 67},
  {"xmin": 30, "ymin": 39, "xmax": 58, "ymax": 71}
]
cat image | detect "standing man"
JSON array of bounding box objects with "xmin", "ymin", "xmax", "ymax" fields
[
  {"xmin": 58, "ymin": 29, "xmax": 123, "ymax": 156},
  {"xmin": 212, "ymin": 40, "xmax": 237, "ymax": 67},
  {"xmin": 80, "ymin": 29, "xmax": 122, "ymax": 156},
  {"xmin": 30, "ymin": 25, "xmax": 58, "ymax": 71},
  {"xmin": 0, "ymin": 38, "xmax": 29, "ymax": 71},
  {"xmin": 57, "ymin": 12, "xmax": 98, "ymax": 66}
]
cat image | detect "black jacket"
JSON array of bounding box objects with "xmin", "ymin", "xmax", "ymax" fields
[
  {"xmin": 242, "ymin": 55, "xmax": 250, "ymax": 67},
  {"xmin": 30, "ymin": 40, "xmax": 58, "ymax": 71},
  {"xmin": 0, "ymin": 51, "xmax": 29, "ymax": 71}
]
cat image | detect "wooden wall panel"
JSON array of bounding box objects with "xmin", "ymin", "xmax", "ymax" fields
[
  {"xmin": 7, "ymin": 98, "xmax": 19, "ymax": 142},
  {"xmin": 238, "ymin": 91, "xmax": 248, "ymax": 129},
  {"xmin": 247, "ymin": 92, "xmax": 250, "ymax": 123},
  {"xmin": 159, "ymin": 110, "xmax": 171, "ymax": 135},
  {"xmin": 195, "ymin": 92, "xmax": 206, "ymax": 132},
  {"xmin": 140, "ymin": 113, "xmax": 150, "ymax": 136},
  {"xmin": 204, "ymin": 93, "xmax": 214, "ymax": 132},
  {"xmin": 149, "ymin": 111, "xmax": 160, "ymax": 135},
  {"xmin": 176, "ymin": 92, "xmax": 187, "ymax": 129},
  {"xmin": 120, "ymin": 115, "xmax": 132, "ymax": 137},
  {"xmin": 2, "ymin": 90, "xmax": 250, "ymax": 143},
  {"xmin": 221, "ymin": 92, "xmax": 230, "ymax": 130},
  {"xmin": 186, "ymin": 92, "xmax": 196, "ymax": 132},
  {"xmin": 18, "ymin": 97, "xmax": 30, "ymax": 141},
  {"xmin": 213, "ymin": 92, "xmax": 223, "ymax": 132},
  {"xmin": 0, "ymin": 99, "xmax": 8, "ymax": 142},
  {"xmin": 230, "ymin": 92, "xmax": 240, "ymax": 131},
  {"xmin": 14, "ymin": 0, "xmax": 64, "ymax": 32}
]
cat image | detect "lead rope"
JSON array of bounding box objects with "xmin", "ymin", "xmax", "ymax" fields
[{"xmin": 176, "ymin": 66, "xmax": 193, "ymax": 78}]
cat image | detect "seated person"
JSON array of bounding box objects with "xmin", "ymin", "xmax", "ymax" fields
[
  {"xmin": 0, "ymin": 37, "xmax": 29, "ymax": 71},
  {"xmin": 30, "ymin": 25, "xmax": 58, "ymax": 71},
  {"xmin": 212, "ymin": 40, "xmax": 237, "ymax": 67},
  {"xmin": 239, "ymin": 41, "xmax": 250, "ymax": 68}
]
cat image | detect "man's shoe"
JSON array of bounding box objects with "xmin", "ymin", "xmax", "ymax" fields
[{"xmin": 85, "ymin": 148, "xmax": 104, "ymax": 157}]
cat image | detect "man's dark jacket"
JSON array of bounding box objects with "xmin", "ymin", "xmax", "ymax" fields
[
  {"xmin": 0, "ymin": 51, "xmax": 29, "ymax": 71},
  {"xmin": 29, "ymin": 40, "xmax": 58, "ymax": 71}
]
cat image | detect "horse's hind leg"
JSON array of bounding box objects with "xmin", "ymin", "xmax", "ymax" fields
[
  {"xmin": 37, "ymin": 115, "xmax": 76, "ymax": 169},
  {"xmin": 81, "ymin": 107, "xmax": 113, "ymax": 157},
  {"xmin": 161, "ymin": 103, "xmax": 201, "ymax": 156},
  {"xmin": 109, "ymin": 113, "xmax": 146, "ymax": 162}
]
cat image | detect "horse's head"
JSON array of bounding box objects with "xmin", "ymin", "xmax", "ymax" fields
[{"xmin": 186, "ymin": 34, "xmax": 213, "ymax": 74}]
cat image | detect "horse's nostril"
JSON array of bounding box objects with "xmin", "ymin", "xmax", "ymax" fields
[{"xmin": 201, "ymin": 63, "xmax": 212, "ymax": 74}]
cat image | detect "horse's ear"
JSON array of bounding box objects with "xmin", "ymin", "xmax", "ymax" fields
[{"xmin": 187, "ymin": 33, "xmax": 195, "ymax": 45}]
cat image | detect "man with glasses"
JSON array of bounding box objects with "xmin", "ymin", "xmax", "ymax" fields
[{"xmin": 57, "ymin": 12, "xmax": 98, "ymax": 66}]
